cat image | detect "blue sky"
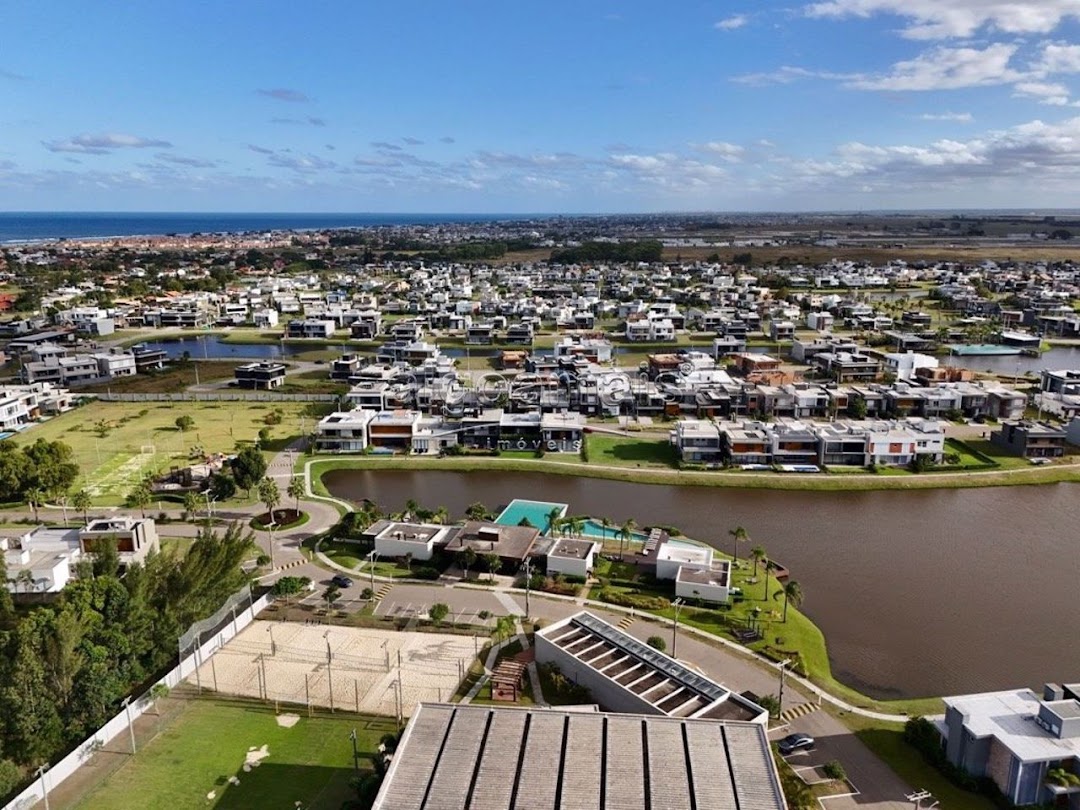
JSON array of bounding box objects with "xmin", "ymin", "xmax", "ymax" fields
[{"xmin": 5, "ymin": 0, "xmax": 1080, "ymax": 211}]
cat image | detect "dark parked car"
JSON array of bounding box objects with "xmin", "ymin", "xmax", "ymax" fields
[
  {"xmin": 331, "ymin": 575, "xmax": 354, "ymax": 588},
  {"xmin": 777, "ymin": 733, "xmax": 815, "ymax": 755}
]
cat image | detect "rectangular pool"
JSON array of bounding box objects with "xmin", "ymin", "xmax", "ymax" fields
[{"xmin": 495, "ymin": 499, "xmax": 568, "ymax": 532}]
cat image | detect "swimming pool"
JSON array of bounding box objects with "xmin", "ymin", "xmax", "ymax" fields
[
  {"xmin": 580, "ymin": 519, "xmax": 648, "ymax": 542},
  {"xmin": 494, "ymin": 499, "xmax": 568, "ymax": 531}
]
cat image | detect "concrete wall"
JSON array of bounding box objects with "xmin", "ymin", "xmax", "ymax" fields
[
  {"xmin": 546, "ymin": 554, "xmax": 589, "ymax": 579},
  {"xmin": 374, "ymin": 536, "xmax": 434, "ymax": 562}
]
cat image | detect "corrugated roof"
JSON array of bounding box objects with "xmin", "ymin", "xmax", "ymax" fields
[{"xmin": 372, "ymin": 704, "xmax": 786, "ymax": 810}]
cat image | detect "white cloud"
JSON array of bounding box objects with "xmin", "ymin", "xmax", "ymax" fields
[
  {"xmin": 693, "ymin": 141, "xmax": 745, "ymax": 160},
  {"xmin": 848, "ymin": 43, "xmax": 1020, "ymax": 90},
  {"xmin": 805, "ymin": 0, "xmax": 1080, "ymax": 40},
  {"xmin": 42, "ymin": 133, "xmax": 173, "ymax": 154},
  {"xmin": 1013, "ymin": 81, "xmax": 1072, "ymax": 106},
  {"xmin": 715, "ymin": 14, "xmax": 748, "ymax": 30},
  {"xmin": 1034, "ymin": 42, "xmax": 1080, "ymax": 75},
  {"xmin": 920, "ymin": 111, "xmax": 974, "ymax": 122}
]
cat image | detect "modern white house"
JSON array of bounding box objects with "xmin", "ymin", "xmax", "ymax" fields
[
  {"xmin": 654, "ymin": 540, "xmax": 713, "ymax": 581},
  {"xmin": 314, "ymin": 410, "xmax": 377, "ymax": 452},
  {"xmin": 363, "ymin": 519, "xmax": 457, "ymax": 562},
  {"xmin": 545, "ymin": 537, "xmax": 600, "ymax": 579},
  {"xmin": 883, "ymin": 350, "xmax": 939, "ymax": 381},
  {"xmin": 676, "ymin": 562, "xmax": 732, "ymax": 603}
]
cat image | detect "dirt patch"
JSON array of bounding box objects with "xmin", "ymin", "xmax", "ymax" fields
[{"xmin": 275, "ymin": 713, "xmax": 300, "ymax": 728}]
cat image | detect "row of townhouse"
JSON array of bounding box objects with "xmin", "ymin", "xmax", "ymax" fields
[
  {"xmin": 20, "ymin": 344, "xmax": 137, "ymax": 386},
  {"xmin": 671, "ymin": 416, "xmax": 947, "ymax": 468},
  {"xmin": 314, "ymin": 408, "xmax": 587, "ymax": 455}
]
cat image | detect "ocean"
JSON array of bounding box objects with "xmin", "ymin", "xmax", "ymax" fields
[{"xmin": 0, "ymin": 211, "xmax": 528, "ymax": 243}]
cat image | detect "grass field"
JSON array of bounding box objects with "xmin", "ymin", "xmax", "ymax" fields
[
  {"xmin": 79, "ymin": 362, "xmax": 238, "ymax": 394},
  {"xmin": 15, "ymin": 401, "xmax": 323, "ymax": 504},
  {"xmin": 72, "ymin": 699, "xmax": 397, "ymax": 810}
]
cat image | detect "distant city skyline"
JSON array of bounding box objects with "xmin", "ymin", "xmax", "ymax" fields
[{"xmin": 5, "ymin": 1, "xmax": 1080, "ymax": 212}]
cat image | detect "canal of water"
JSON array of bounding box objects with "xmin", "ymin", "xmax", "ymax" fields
[{"xmin": 323, "ymin": 469, "xmax": 1080, "ymax": 699}]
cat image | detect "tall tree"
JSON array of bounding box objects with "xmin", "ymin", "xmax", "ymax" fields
[
  {"xmin": 230, "ymin": 446, "xmax": 267, "ymax": 496},
  {"xmin": 128, "ymin": 482, "xmax": 152, "ymax": 519},
  {"xmin": 456, "ymin": 547, "xmax": 477, "ymax": 580},
  {"xmin": 782, "ymin": 580, "xmax": 804, "ymax": 623},
  {"xmin": 546, "ymin": 507, "xmax": 563, "ymax": 536},
  {"xmin": 484, "ymin": 552, "xmax": 501, "ymax": 576},
  {"xmin": 183, "ymin": 490, "xmax": 201, "ymax": 523},
  {"xmin": 750, "ymin": 545, "xmax": 767, "ymax": 580},
  {"xmin": 729, "ymin": 526, "xmax": 748, "ymax": 565},
  {"xmin": 619, "ymin": 518, "xmax": 637, "ymax": 561},
  {"xmin": 25, "ymin": 487, "xmax": 45, "ymax": 522},
  {"xmin": 287, "ymin": 476, "xmax": 305, "ymax": 514},
  {"xmin": 257, "ymin": 477, "xmax": 280, "ymax": 524},
  {"xmin": 72, "ymin": 489, "xmax": 92, "ymax": 524}
]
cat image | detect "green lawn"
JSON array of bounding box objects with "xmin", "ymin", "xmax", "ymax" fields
[
  {"xmin": 587, "ymin": 434, "xmax": 678, "ymax": 468},
  {"xmin": 840, "ymin": 713, "xmax": 997, "ymax": 810},
  {"xmin": 320, "ymin": 539, "xmax": 367, "ymax": 570},
  {"xmin": 73, "ymin": 699, "xmax": 397, "ymax": 810},
  {"xmin": 14, "ymin": 401, "xmax": 324, "ymax": 505}
]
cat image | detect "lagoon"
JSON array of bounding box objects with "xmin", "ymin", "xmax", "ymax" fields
[{"xmin": 322, "ymin": 468, "xmax": 1080, "ymax": 700}]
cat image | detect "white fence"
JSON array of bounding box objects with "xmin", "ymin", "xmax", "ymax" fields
[
  {"xmin": 94, "ymin": 392, "xmax": 337, "ymax": 403},
  {"xmin": 3, "ymin": 592, "xmax": 272, "ymax": 810}
]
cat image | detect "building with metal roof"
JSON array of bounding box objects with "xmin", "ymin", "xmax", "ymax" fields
[
  {"xmin": 372, "ymin": 702, "xmax": 786, "ymax": 810},
  {"xmin": 535, "ymin": 612, "xmax": 767, "ymax": 724}
]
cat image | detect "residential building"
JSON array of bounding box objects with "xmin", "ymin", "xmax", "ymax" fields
[
  {"xmin": 991, "ymin": 421, "xmax": 1067, "ymax": 458},
  {"xmin": 813, "ymin": 351, "xmax": 881, "ymax": 383},
  {"xmin": 234, "ymin": 362, "xmax": 286, "ymax": 390},
  {"xmin": 940, "ymin": 683, "xmax": 1080, "ymax": 806},
  {"xmin": 883, "ymin": 351, "xmax": 939, "ymax": 382},
  {"xmin": 362, "ymin": 519, "xmax": 456, "ymax": 562},
  {"xmin": 443, "ymin": 520, "xmax": 541, "ymax": 567},
  {"xmin": 286, "ymin": 319, "xmax": 335, "ymax": 339},
  {"xmin": 546, "ymin": 537, "xmax": 600, "ymax": 579},
  {"xmin": 314, "ymin": 410, "xmax": 377, "ymax": 452},
  {"xmin": 253, "ymin": 308, "xmax": 279, "ymax": 328}
]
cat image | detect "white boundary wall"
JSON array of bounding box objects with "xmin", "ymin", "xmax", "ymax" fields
[{"xmin": 3, "ymin": 593, "xmax": 271, "ymax": 810}]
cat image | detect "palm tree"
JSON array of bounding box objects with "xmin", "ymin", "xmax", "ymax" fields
[
  {"xmin": 761, "ymin": 555, "xmax": 772, "ymax": 601},
  {"xmin": 600, "ymin": 516, "xmax": 612, "ymax": 542},
  {"xmin": 466, "ymin": 502, "xmax": 490, "ymax": 521},
  {"xmin": 287, "ymin": 476, "xmax": 305, "ymax": 514},
  {"xmin": 782, "ymin": 580, "xmax": 804, "ymax": 622},
  {"xmin": 619, "ymin": 518, "xmax": 637, "ymax": 561},
  {"xmin": 750, "ymin": 545, "xmax": 767, "ymax": 580},
  {"xmin": 729, "ymin": 526, "xmax": 748, "ymax": 566},
  {"xmin": 72, "ymin": 489, "xmax": 92, "ymax": 524},
  {"xmin": 546, "ymin": 507, "xmax": 563, "ymax": 537},
  {"xmin": 129, "ymin": 483, "xmax": 152, "ymax": 520},
  {"xmin": 568, "ymin": 515, "xmax": 585, "ymax": 538},
  {"xmin": 484, "ymin": 552, "xmax": 501, "ymax": 577},
  {"xmin": 26, "ymin": 488, "xmax": 45, "ymax": 523},
  {"xmin": 258, "ymin": 477, "xmax": 280, "ymax": 525},
  {"xmin": 404, "ymin": 499, "xmax": 419, "ymax": 521},
  {"xmin": 433, "ymin": 506, "xmax": 449, "ymax": 525}
]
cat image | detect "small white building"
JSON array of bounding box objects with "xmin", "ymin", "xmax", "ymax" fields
[
  {"xmin": 314, "ymin": 410, "xmax": 377, "ymax": 453},
  {"xmin": 654, "ymin": 540, "xmax": 713, "ymax": 581},
  {"xmin": 676, "ymin": 561, "xmax": 731, "ymax": 604},
  {"xmin": 363, "ymin": 519, "xmax": 455, "ymax": 562},
  {"xmin": 546, "ymin": 537, "xmax": 599, "ymax": 579},
  {"xmin": 253, "ymin": 308, "xmax": 279, "ymax": 328},
  {"xmin": 884, "ymin": 350, "xmax": 939, "ymax": 382}
]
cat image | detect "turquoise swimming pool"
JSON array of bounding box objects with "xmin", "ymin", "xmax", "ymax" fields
[
  {"xmin": 580, "ymin": 519, "xmax": 648, "ymax": 542},
  {"xmin": 494, "ymin": 499, "xmax": 568, "ymax": 531}
]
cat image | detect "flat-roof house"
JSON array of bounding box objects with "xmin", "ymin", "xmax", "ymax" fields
[
  {"xmin": 443, "ymin": 520, "xmax": 541, "ymax": 567},
  {"xmin": 991, "ymin": 421, "xmax": 1067, "ymax": 458},
  {"xmin": 363, "ymin": 519, "xmax": 457, "ymax": 562},
  {"xmin": 940, "ymin": 683, "xmax": 1080, "ymax": 806},
  {"xmin": 372, "ymin": 702, "xmax": 785, "ymax": 810},
  {"xmin": 314, "ymin": 409, "xmax": 377, "ymax": 453},
  {"xmin": 546, "ymin": 537, "xmax": 599, "ymax": 579},
  {"xmin": 677, "ymin": 562, "xmax": 732, "ymax": 604},
  {"xmin": 286, "ymin": 319, "xmax": 335, "ymax": 339},
  {"xmin": 234, "ymin": 361, "xmax": 286, "ymax": 390}
]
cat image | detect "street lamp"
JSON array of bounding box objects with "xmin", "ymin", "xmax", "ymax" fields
[
  {"xmin": 520, "ymin": 558, "xmax": 532, "ymax": 617},
  {"xmin": 267, "ymin": 522, "xmax": 277, "ymax": 570},
  {"xmin": 266, "ymin": 624, "xmax": 276, "ymax": 656},
  {"xmin": 671, "ymin": 598, "xmax": 685, "ymax": 658},
  {"xmin": 35, "ymin": 764, "xmax": 50, "ymax": 810},
  {"xmin": 367, "ymin": 550, "xmax": 379, "ymax": 596},
  {"xmin": 121, "ymin": 696, "xmax": 136, "ymax": 754},
  {"xmin": 776, "ymin": 658, "xmax": 792, "ymax": 718}
]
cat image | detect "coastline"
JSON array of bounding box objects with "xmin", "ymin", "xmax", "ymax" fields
[{"xmin": 307, "ymin": 453, "xmax": 1080, "ymax": 493}]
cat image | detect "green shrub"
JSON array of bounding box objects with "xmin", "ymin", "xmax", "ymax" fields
[
  {"xmin": 412, "ymin": 566, "xmax": 441, "ymax": 580},
  {"xmin": 823, "ymin": 761, "xmax": 846, "ymax": 781},
  {"xmin": 646, "ymin": 635, "xmax": 666, "ymax": 652},
  {"xmin": 597, "ymin": 589, "xmax": 670, "ymax": 611}
]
